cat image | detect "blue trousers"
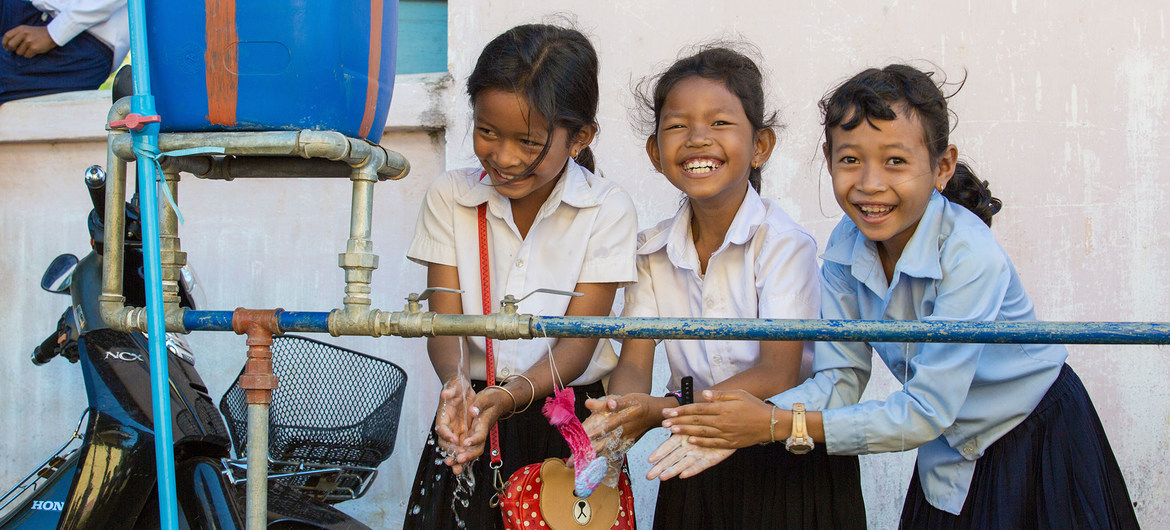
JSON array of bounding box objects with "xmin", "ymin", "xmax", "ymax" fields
[{"xmin": 1, "ymin": 0, "xmax": 113, "ymax": 104}]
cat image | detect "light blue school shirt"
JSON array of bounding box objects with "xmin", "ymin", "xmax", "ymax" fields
[{"xmin": 770, "ymin": 191, "xmax": 1067, "ymax": 514}]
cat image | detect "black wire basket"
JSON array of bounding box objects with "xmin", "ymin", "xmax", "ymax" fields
[{"xmin": 219, "ymin": 335, "xmax": 407, "ymax": 503}]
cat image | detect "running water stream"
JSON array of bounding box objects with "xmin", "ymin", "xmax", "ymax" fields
[{"xmin": 450, "ymin": 339, "xmax": 473, "ymax": 527}]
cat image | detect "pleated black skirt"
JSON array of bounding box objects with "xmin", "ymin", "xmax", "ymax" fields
[
  {"xmin": 652, "ymin": 440, "xmax": 866, "ymax": 530},
  {"xmin": 901, "ymin": 364, "xmax": 1140, "ymax": 529},
  {"xmin": 402, "ymin": 380, "xmax": 605, "ymax": 530}
]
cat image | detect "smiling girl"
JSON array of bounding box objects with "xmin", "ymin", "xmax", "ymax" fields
[
  {"xmin": 402, "ymin": 24, "xmax": 638, "ymax": 529},
  {"xmin": 585, "ymin": 46, "xmax": 865, "ymax": 530},
  {"xmin": 661, "ymin": 64, "xmax": 1139, "ymax": 529}
]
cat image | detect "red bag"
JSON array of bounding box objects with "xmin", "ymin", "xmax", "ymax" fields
[{"xmin": 501, "ymin": 458, "xmax": 636, "ymax": 530}]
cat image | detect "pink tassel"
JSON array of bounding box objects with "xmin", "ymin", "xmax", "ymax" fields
[{"xmin": 542, "ymin": 387, "xmax": 599, "ymax": 491}]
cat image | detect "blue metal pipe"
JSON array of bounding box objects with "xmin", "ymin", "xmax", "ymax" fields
[
  {"xmin": 125, "ymin": 0, "xmax": 179, "ymax": 527},
  {"xmin": 531, "ymin": 317, "xmax": 1170, "ymax": 345},
  {"xmin": 178, "ymin": 312, "xmax": 1170, "ymax": 345},
  {"xmin": 183, "ymin": 310, "xmax": 331, "ymax": 333},
  {"xmin": 183, "ymin": 310, "xmax": 234, "ymax": 332},
  {"xmin": 277, "ymin": 311, "xmax": 333, "ymax": 333}
]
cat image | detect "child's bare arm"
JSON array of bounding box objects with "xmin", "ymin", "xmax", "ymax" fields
[
  {"xmin": 424, "ymin": 263, "xmax": 476, "ymax": 472},
  {"xmin": 425, "ymin": 263, "xmax": 469, "ymax": 384},
  {"xmin": 455, "ymin": 281, "xmax": 619, "ymax": 463},
  {"xmin": 662, "ymin": 390, "xmax": 827, "ymax": 448},
  {"xmin": 706, "ymin": 339, "xmax": 804, "ymax": 399}
]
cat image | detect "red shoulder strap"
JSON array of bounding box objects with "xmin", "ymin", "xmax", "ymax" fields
[{"xmin": 478, "ymin": 200, "xmax": 503, "ymax": 468}]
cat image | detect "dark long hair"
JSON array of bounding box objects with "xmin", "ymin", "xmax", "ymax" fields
[
  {"xmin": 637, "ymin": 45, "xmax": 778, "ymax": 192},
  {"xmin": 467, "ymin": 24, "xmax": 600, "ymax": 173},
  {"xmin": 820, "ymin": 64, "xmax": 1002, "ymax": 226}
]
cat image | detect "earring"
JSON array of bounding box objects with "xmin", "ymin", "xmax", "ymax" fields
[{"xmin": 571, "ymin": 149, "xmax": 579, "ymax": 158}]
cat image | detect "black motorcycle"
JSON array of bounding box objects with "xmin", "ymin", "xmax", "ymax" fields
[{"xmin": 0, "ymin": 165, "xmax": 407, "ymax": 529}]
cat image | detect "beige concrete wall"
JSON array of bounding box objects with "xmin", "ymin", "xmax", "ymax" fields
[{"xmin": 2, "ymin": 1, "xmax": 1168, "ymax": 528}]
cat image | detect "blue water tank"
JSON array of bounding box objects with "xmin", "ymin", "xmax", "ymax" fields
[{"xmin": 145, "ymin": 0, "xmax": 398, "ymax": 142}]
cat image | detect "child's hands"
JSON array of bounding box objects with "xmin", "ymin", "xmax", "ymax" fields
[
  {"xmin": 449, "ymin": 385, "xmax": 514, "ymax": 467},
  {"xmin": 434, "ymin": 375, "xmax": 475, "ymax": 473},
  {"xmin": 645, "ymin": 433, "xmax": 735, "ymax": 480},
  {"xmin": 661, "ymin": 389, "xmax": 774, "ymax": 449},
  {"xmin": 584, "ymin": 393, "xmax": 671, "ymax": 450}
]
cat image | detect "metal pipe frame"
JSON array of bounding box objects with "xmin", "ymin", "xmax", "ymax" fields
[
  {"xmin": 98, "ymin": 123, "xmax": 411, "ymax": 335},
  {"xmin": 176, "ymin": 307, "xmax": 1170, "ymax": 345},
  {"xmin": 97, "ymin": 121, "xmax": 408, "ymax": 530}
]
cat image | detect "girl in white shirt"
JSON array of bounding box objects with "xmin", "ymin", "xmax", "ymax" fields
[
  {"xmin": 661, "ymin": 64, "xmax": 1138, "ymax": 529},
  {"xmin": 586, "ymin": 46, "xmax": 865, "ymax": 530},
  {"xmin": 402, "ymin": 24, "xmax": 638, "ymax": 530}
]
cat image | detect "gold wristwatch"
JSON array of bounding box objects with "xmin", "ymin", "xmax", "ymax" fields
[{"xmin": 784, "ymin": 403, "xmax": 814, "ymax": 454}]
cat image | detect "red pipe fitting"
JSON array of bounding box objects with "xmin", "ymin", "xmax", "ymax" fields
[{"xmin": 232, "ymin": 308, "xmax": 283, "ymax": 405}]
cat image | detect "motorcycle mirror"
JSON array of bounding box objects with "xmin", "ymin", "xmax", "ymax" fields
[{"xmin": 41, "ymin": 254, "xmax": 79, "ymax": 294}]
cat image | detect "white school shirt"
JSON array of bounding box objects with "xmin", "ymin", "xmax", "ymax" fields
[
  {"xmin": 407, "ymin": 160, "xmax": 639, "ymax": 385},
  {"xmin": 770, "ymin": 191, "xmax": 1066, "ymax": 514},
  {"xmin": 621, "ymin": 187, "xmax": 820, "ymax": 391},
  {"xmin": 32, "ymin": 0, "xmax": 130, "ymax": 72}
]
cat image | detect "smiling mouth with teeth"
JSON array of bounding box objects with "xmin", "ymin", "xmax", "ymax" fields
[
  {"xmin": 857, "ymin": 204, "xmax": 894, "ymax": 217},
  {"xmin": 682, "ymin": 158, "xmax": 722, "ymax": 174},
  {"xmin": 492, "ymin": 169, "xmax": 526, "ymax": 184}
]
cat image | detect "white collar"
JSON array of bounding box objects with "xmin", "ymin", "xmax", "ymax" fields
[{"xmin": 639, "ymin": 187, "xmax": 769, "ymax": 272}]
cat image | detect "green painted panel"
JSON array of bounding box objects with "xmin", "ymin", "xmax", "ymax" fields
[{"xmin": 396, "ymin": 0, "xmax": 447, "ymax": 74}]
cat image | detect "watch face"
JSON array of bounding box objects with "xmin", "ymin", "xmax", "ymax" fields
[{"xmin": 786, "ymin": 437, "xmax": 814, "ymax": 454}]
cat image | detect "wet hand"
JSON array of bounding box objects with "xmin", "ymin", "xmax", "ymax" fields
[
  {"xmin": 2, "ymin": 26, "xmax": 57, "ymax": 58},
  {"xmin": 584, "ymin": 394, "xmax": 659, "ymax": 440},
  {"xmin": 583, "ymin": 395, "xmax": 646, "ymax": 454},
  {"xmin": 661, "ymin": 389, "xmax": 773, "ymax": 449},
  {"xmin": 434, "ymin": 376, "xmax": 474, "ymax": 472},
  {"xmin": 451, "ymin": 387, "xmax": 512, "ymax": 466},
  {"xmin": 645, "ymin": 433, "xmax": 735, "ymax": 480}
]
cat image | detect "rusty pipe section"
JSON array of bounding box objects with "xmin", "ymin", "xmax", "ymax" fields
[
  {"xmin": 231, "ymin": 308, "xmax": 280, "ymax": 530},
  {"xmin": 232, "ymin": 308, "xmax": 281, "ymax": 404}
]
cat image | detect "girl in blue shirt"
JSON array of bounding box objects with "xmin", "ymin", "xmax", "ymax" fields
[{"xmin": 656, "ymin": 64, "xmax": 1139, "ymax": 529}]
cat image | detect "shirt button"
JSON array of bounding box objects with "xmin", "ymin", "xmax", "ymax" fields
[
  {"xmin": 501, "ymin": 367, "xmax": 510, "ymax": 377},
  {"xmin": 515, "ymin": 259, "xmax": 525, "ymax": 268},
  {"xmin": 961, "ymin": 442, "xmax": 977, "ymax": 457}
]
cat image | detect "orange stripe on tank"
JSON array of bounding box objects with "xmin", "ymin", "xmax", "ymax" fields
[
  {"xmin": 205, "ymin": 0, "xmax": 238, "ymax": 126},
  {"xmin": 358, "ymin": 0, "xmax": 384, "ymax": 139}
]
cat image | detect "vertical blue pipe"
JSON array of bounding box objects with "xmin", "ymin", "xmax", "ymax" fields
[{"xmin": 125, "ymin": 1, "xmax": 180, "ymax": 528}]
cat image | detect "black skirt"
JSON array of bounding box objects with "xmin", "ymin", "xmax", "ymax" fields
[
  {"xmin": 652, "ymin": 440, "xmax": 866, "ymax": 530},
  {"xmin": 402, "ymin": 379, "xmax": 605, "ymax": 530},
  {"xmin": 900, "ymin": 364, "xmax": 1140, "ymax": 529}
]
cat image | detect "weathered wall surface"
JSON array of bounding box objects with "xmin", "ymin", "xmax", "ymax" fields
[{"xmin": 2, "ymin": 2, "xmax": 1168, "ymax": 528}]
